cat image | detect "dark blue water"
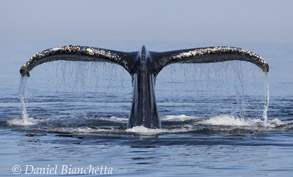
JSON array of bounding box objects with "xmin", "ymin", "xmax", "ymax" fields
[{"xmin": 1, "ymin": 41, "xmax": 293, "ymax": 176}]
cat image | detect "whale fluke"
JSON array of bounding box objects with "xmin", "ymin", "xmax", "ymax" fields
[
  {"xmin": 20, "ymin": 45, "xmax": 138, "ymax": 77},
  {"xmin": 150, "ymin": 46, "xmax": 269, "ymax": 75},
  {"xmin": 20, "ymin": 45, "xmax": 269, "ymax": 129}
]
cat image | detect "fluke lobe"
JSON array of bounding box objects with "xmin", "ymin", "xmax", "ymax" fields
[{"xmin": 20, "ymin": 45, "xmax": 269, "ymax": 129}]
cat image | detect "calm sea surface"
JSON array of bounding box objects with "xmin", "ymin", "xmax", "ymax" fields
[{"xmin": 0, "ymin": 41, "xmax": 292, "ymax": 176}]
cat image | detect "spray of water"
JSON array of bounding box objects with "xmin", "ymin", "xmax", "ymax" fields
[{"xmin": 263, "ymin": 73, "xmax": 270, "ymax": 126}]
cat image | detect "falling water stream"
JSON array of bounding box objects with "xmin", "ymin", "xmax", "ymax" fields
[
  {"xmin": 19, "ymin": 76, "xmax": 30, "ymax": 124},
  {"xmin": 263, "ymin": 73, "xmax": 270, "ymax": 126}
]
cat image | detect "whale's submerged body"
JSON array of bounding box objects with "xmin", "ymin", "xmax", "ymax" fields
[{"xmin": 20, "ymin": 45, "xmax": 269, "ymax": 129}]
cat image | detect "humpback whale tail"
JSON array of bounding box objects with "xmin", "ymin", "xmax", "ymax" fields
[{"xmin": 20, "ymin": 45, "xmax": 269, "ymax": 129}]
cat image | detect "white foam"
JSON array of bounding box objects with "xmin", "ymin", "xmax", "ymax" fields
[
  {"xmin": 269, "ymin": 118, "xmax": 285, "ymax": 126},
  {"xmin": 44, "ymin": 127, "xmax": 127, "ymax": 135},
  {"xmin": 199, "ymin": 114, "xmax": 284, "ymax": 128},
  {"xmin": 126, "ymin": 126, "xmax": 190, "ymax": 135},
  {"xmin": 161, "ymin": 115, "xmax": 199, "ymax": 121},
  {"xmin": 93, "ymin": 116, "xmax": 128, "ymax": 123},
  {"xmin": 126, "ymin": 126, "xmax": 162, "ymax": 134},
  {"xmin": 200, "ymin": 115, "xmax": 253, "ymax": 126},
  {"xmin": 109, "ymin": 116, "xmax": 128, "ymax": 122},
  {"xmin": 74, "ymin": 127, "xmax": 113, "ymax": 133},
  {"xmin": 8, "ymin": 117, "xmax": 38, "ymax": 126}
]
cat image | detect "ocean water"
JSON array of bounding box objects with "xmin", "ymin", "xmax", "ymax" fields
[{"xmin": 0, "ymin": 41, "xmax": 293, "ymax": 176}]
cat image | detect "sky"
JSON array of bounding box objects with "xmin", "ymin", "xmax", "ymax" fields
[{"xmin": 0, "ymin": 0, "xmax": 292, "ymax": 43}]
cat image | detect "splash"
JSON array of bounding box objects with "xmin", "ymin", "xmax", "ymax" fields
[
  {"xmin": 200, "ymin": 114, "xmax": 283, "ymax": 128},
  {"xmin": 200, "ymin": 115, "xmax": 253, "ymax": 126},
  {"xmin": 263, "ymin": 73, "xmax": 270, "ymax": 126}
]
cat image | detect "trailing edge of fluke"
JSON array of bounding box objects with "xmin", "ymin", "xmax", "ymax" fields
[{"xmin": 20, "ymin": 45, "xmax": 269, "ymax": 129}]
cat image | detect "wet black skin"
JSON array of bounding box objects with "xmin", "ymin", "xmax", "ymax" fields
[
  {"xmin": 20, "ymin": 45, "xmax": 269, "ymax": 129},
  {"xmin": 128, "ymin": 46, "xmax": 160, "ymax": 128}
]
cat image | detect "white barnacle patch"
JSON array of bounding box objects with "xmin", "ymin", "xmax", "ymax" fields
[
  {"xmin": 37, "ymin": 52, "xmax": 45, "ymax": 58},
  {"xmin": 63, "ymin": 45, "xmax": 75, "ymax": 52},
  {"xmin": 196, "ymin": 49, "xmax": 204, "ymax": 56},
  {"xmin": 229, "ymin": 47, "xmax": 237, "ymax": 53},
  {"xmin": 224, "ymin": 46, "xmax": 232, "ymax": 52},
  {"xmin": 182, "ymin": 52, "xmax": 191, "ymax": 58},
  {"xmin": 174, "ymin": 52, "xmax": 190, "ymax": 60},
  {"xmin": 71, "ymin": 45, "xmax": 80, "ymax": 52},
  {"xmin": 86, "ymin": 48, "xmax": 94, "ymax": 55},
  {"xmin": 64, "ymin": 46, "xmax": 70, "ymax": 51},
  {"xmin": 105, "ymin": 51, "xmax": 112, "ymax": 58},
  {"xmin": 190, "ymin": 50, "xmax": 196, "ymax": 56},
  {"xmin": 259, "ymin": 58, "xmax": 264, "ymax": 63},
  {"xmin": 239, "ymin": 48, "xmax": 247, "ymax": 55},
  {"xmin": 218, "ymin": 46, "xmax": 223, "ymax": 51},
  {"xmin": 97, "ymin": 50, "xmax": 106, "ymax": 56},
  {"xmin": 51, "ymin": 47, "xmax": 62, "ymax": 52},
  {"xmin": 206, "ymin": 48, "xmax": 211, "ymax": 54},
  {"xmin": 32, "ymin": 53, "xmax": 38, "ymax": 58},
  {"xmin": 211, "ymin": 47, "xmax": 220, "ymax": 54}
]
